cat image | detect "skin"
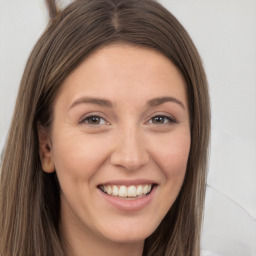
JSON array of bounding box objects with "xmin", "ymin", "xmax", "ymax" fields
[{"xmin": 38, "ymin": 44, "xmax": 191, "ymax": 256}]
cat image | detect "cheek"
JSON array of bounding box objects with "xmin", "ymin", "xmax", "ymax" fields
[
  {"xmin": 150, "ymin": 130, "xmax": 190, "ymax": 208},
  {"xmin": 51, "ymin": 132, "xmax": 110, "ymax": 188},
  {"xmin": 145, "ymin": 130, "xmax": 190, "ymax": 221},
  {"xmin": 150, "ymin": 130, "xmax": 191, "ymax": 180}
]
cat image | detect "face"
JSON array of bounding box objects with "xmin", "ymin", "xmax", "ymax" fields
[{"xmin": 39, "ymin": 45, "xmax": 190, "ymax": 246}]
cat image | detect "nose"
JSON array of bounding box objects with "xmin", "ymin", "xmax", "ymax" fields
[{"xmin": 110, "ymin": 126, "xmax": 149, "ymax": 171}]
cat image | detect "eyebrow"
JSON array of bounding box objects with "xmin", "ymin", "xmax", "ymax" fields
[
  {"xmin": 69, "ymin": 96, "xmax": 185, "ymax": 110},
  {"xmin": 147, "ymin": 96, "xmax": 185, "ymax": 109},
  {"xmin": 69, "ymin": 97, "xmax": 114, "ymax": 110}
]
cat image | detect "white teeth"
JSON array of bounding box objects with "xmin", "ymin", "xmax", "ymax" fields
[
  {"xmin": 101, "ymin": 184, "xmax": 153, "ymax": 198},
  {"xmin": 137, "ymin": 185, "xmax": 143, "ymax": 196},
  {"xmin": 112, "ymin": 185, "xmax": 119, "ymax": 196},
  {"xmin": 127, "ymin": 185, "xmax": 137, "ymax": 197},
  {"xmin": 106, "ymin": 185, "xmax": 112, "ymax": 195},
  {"xmin": 143, "ymin": 185, "xmax": 148, "ymax": 194},
  {"xmin": 119, "ymin": 186, "xmax": 127, "ymax": 197}
]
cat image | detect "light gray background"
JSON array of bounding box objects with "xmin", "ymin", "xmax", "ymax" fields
[{"xmin": 0, "ymin": 1, "xmax": 255, "ymax": 255}]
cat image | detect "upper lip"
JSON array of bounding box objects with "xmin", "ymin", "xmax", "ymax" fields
[{"xmin": 98, "ymin": 179, "xmax": 157, "ymax": 186}]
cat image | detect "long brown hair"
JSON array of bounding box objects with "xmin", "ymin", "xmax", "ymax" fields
[{"xmin": 0, "ymin": 0, "xmax": 210, "ymax": 255}]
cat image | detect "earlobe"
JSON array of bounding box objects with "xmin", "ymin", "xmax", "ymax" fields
[{"xmin": 37, "ymin": 124, "xmax": 55, "ymax": 173}]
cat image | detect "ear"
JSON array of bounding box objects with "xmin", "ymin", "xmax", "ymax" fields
[{"xmin": 37, "ymin": 124, "xmax": 55, "ymax": 173}]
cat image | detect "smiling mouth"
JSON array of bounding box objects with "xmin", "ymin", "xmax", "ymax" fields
[{"xmin": 98, "ymin": 184, "xmax": 155, "ymax": 199}]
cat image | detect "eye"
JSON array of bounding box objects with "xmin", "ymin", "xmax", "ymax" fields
[
  {"xmin": 80, "ymin": 115, "xmax": 109, "ymax": 126},
  {"xmin": 149, "ymin": 115, "xmax": 176, "ymax": 125}
]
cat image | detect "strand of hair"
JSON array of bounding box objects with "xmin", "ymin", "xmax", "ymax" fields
[{"xmin": 45, "ymin": 0, "xmax": 59, "ymax": 19}]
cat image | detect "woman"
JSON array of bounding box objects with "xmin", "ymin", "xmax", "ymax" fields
[{"xmin": 0, "ymin": 0, "xmax": 210, "ymax": 255}]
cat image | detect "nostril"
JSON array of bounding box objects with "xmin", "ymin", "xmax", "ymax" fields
[
  {"xmin": 111, "ymin": 157, "xmax": 148, "ymax": 171},
  {"xmin": 110, "ymin": 148, "xmax": 149, "ymax": 171}
]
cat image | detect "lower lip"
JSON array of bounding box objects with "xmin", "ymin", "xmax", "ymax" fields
[{"xmin": 99, "ymin": 186, "xmax": 156, "ymax": 212}]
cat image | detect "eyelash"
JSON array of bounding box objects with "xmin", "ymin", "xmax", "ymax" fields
[
  {"xmin": 79, "ymin": 115, "xmax": 109, "ymax": 126},
  {"xmin": 79, "ymin": 114, "xmax": 177, "ymax": 126},
  {"xmin": 148, "ymin": 115, "xmax": 177, "ymax": 125}
]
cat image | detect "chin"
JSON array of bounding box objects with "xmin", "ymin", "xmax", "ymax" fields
[{"xmin": 94, "ymin": 215, "xmax": 161, "ymax": 244}]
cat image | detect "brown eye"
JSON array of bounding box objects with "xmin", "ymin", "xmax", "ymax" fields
[
  {"xmin": 150, "ymin": 115, "xmax": 176, "ymax": 125},
  {"xmin": 81, "ymin": 115, "xmax": 108, "ymax": 125}
]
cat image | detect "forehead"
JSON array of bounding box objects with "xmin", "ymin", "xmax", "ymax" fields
[{"xmin": 56, "ymin": 44, "xmax": 188, "ymax": 108}]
